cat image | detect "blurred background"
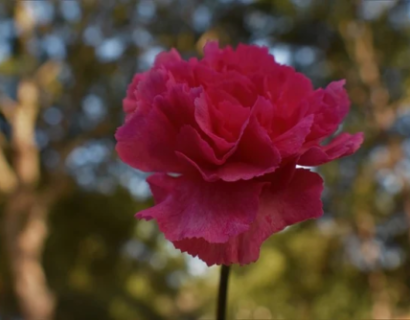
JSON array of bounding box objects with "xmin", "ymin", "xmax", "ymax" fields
[{"xmin": 0, "ymin": 0, "xmax": 409, "ymax": 319}]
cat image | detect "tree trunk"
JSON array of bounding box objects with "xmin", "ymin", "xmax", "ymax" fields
[
  {"xmin": 0, "ymin": 4, "xmax": 61, "ymax": 317},
  {"xmin": 3, "ymin": 190, "xmax": 55, "ymax": 320}
]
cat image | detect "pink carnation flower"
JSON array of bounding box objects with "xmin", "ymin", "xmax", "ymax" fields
[{"xmin": 116, "ymin": 42, "xmax": 363, "ymax": 266}]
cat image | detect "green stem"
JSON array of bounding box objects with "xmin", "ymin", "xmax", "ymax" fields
[{"xmin": 217, "ymin": 265, "xmax": 230, "ymax": 320}]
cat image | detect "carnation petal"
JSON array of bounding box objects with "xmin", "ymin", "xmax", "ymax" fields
[
  {"xmin": 176, "ymin": 125, "xmax": 224, "ymax": 166},
  {"xmin": 137, "ymin": 174, "xmax": 265, "ymax": 243},
  {"xmin": 215, "ymin": 114, "xmax": 281, "ymax": 181},
  {"xmin": 305, "ymin": 80, "xmax": 350, "ymax": 141},
  {"xmin": 165, "ymin": 60, "xmax": 198, "ymax": 87},
  {"xmin": 180, "ymin": 113, "xmax": 281, "ymax": 182},
  {"xmin": 194, "ymin": 92, "xmax": 238, "ymax": 153},
  {"xmin": 115, "ymin": 104, "xmax": 184, "ymax": 173},
  {"xmin": 298, "ymin": 132, "xmax": 364, "ymax": 166},
  {"xmin": 173, "ymin": 169, "xmax": 324, "ymax": 266},
  {"xmin": 202, "ymin": 41, "xmax": 221, "ymax": 61},
  {"xmin": 136, "ymin": 69, "xmax": 168, "ymax": 112},
  {"xmin": 154, "ymin": 48, "xmax": 181, "ymax": 67},
  {"xmin": 325, "ymin": 80, "xmax": 350, "ymax": 120},
  {"xmin": 252, "ymin": 96, "xmax": 275, "ymax": 130},
  {"xmin": 123, "ymin": 73, "xmax": 146, "ymax": 114},
  {"xmin": 203, "ymin": 41, "xmax": 278, "ymax": 75},
  {"xmin": 277, "ymin": 70, "xmax": 314, "ymax": 115},
  {"xmin": 157, "ymin": 84, "xmax": 201, "ymax": 128},
  {"xmin": 146, "ymin": 173, "xmax": 176, "ymax": 205},
  {"xmin": 273, "ymin": 115, "xmax": 314, "ymax": 158}
]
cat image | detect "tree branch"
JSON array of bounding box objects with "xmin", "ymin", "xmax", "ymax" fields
[
  {"xmin": 0, "ymin": 146, "xmax": 18, "ymax": 194},
  {"xmin": 0, "ymin": 89, "xmax": 18, "ymax": 122},
  {"xmin": 11, "ymin": 80, "xmax": 40, "ymax": 186}
]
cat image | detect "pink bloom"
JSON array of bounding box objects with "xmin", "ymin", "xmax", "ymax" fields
[{"xmin": 115, "ymin": 42, "xmax": 364, "ymax": 266}]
